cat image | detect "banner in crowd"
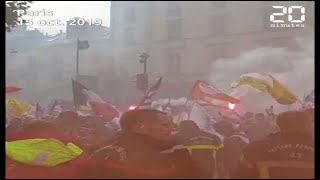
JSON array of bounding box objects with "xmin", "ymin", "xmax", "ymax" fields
[
  {"xmin": 6, "ymin": 98, "xmax": 33, "ymax": 118},
  {"xmin": 82, "ymin": 89, "xmax": 120, "ymax": 118},
  {"xmin": 138, "ymin": 77, "xmax": 163, "ymax": 109},
  {"xmin": 72, "ymin": 79, "xmax": 120, "ymax": 118},
  {"xmin": 268, "ymin": 75, "xmax": 298, "ymax": 105},
  {"xmin": 192, "ymin": 80, "xmax": 240, "ymax": 104},
  {"xmin": 232, "ymin": 73, "xmax": 299, "ymax": 105},
  {"xmin": 6, "ymin": 85, "xmax": 22, "ymax": 93},
  {"xmin": 192, "ymin": 80, "xmax": 240, "ymax": 110}
]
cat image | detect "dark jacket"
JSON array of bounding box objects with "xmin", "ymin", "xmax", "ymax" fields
[
  {"xmin": 81, "ymin": 132, "xmax": 194, "ymax": 179},
  {"xmin": 217, "ymin": 132, "xmax": 249, "ymax": 178},
  {"xmin": 232, "ymin": 132, "xmax": 314, "ymax": 179},
  {"xmin": 174, "ymin": 129, "xmax": 222, "ymax": 179}
]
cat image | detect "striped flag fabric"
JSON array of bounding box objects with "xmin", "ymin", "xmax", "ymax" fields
[
  {"xmin": 192, "ymin": 80, "xmax": 240, "ymax": 104},
  {"xmin": 72, "ymin": 79, "xmax": 120, "ymax": 118},
  {"xmin": 82, "ymin": 89, "xmax": 120, "ymax": 118},
  {"xmin": 138, "ymin": 77, "xmax": 162, "ymax": 109},
  {"xmin": 192, "ymin": 80, "xmax": 240, "ymax": 110}
]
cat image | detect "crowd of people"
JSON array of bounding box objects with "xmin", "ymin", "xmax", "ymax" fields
[{"xmin": 6, "ymin": 106, "xmax": 314, "ymax": 179}]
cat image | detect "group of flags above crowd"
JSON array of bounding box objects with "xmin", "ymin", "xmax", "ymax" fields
[{"xmin": 6, "ymin": 73, "xmax": 314, "ymax": 121}]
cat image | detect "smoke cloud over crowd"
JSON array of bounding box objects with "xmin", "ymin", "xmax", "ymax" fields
[{"xmin": 208, "ymin": 29, "xmax": 314, "ymax": 113}]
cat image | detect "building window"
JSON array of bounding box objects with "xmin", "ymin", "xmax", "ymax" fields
[
  {"xmin": 166, "ymin": 52, "xmax": 181, "ymax": 76},
  {"xmin": 210, "ymin": 14, "xmax": 226, "ymax": 36},
  {"xmin": 209, "ymin": 43, "xmax": 232, "ymax": 61},
  {"xmin": 211, "ymin": 1, "xmax": 226, "ymax": 8},
  {"xmin": 167, "ymin": 1, "xmax": 181, "ymax": 17},
  {"xmin": 123, "ymin": 28, "xmax": 135, "ymax": 45},
  {"xmin": 124, "ymin": 6, "xmax": 135, "ymax": 23},
  {"xmin": 166, "ymin": 20, "xmax": 182, "ymax": 40}
]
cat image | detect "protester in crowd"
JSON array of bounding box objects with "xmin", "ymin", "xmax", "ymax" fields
[
  {"xmin": 213, "ymin": 120, "xmax": 249, "ymax": 178},
  {"xmin": 6, "ymin": 117, "xmax": 24, "ymax": 135},
  {"xmin": 77, "ymin": 115, "xmax": 117, "ymax": 154},
  {"xmin": 233, "ymin": 111, "xmax": 314, "ymax": 179},
  {"xmin": 174, "ymin": 120, "xmax": 222, "ymax": 178},
  {"xmin": 240, "ymin": 112, "xmax": 276, "ymax": 142},
  {"xmin": 54, "ymin": 111, "xmax": 81, "ymax": 138},
  {"xmin": 81, "ymin": 109, "xmax": 196, "ymax": 179},
  {"xmin": 303, "ymin": 108, "xmax": 314, "ymax": 139}
]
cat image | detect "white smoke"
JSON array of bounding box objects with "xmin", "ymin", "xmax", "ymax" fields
[{"xmin": 208, "ymin": 30, "xmax": 314, "ymax": 113}]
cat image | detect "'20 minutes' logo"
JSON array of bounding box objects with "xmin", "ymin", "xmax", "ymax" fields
[{"xmin": 270, "ymin": 6, "xmax": 305, "ymax": 23}]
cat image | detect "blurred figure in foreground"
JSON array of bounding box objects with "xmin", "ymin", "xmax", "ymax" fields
[
  {"xmin": 175, "ymin": 120, "xmax": 222, "ymax": 178},
  {"xmin": 214, "ymin": 120, "xmax": 249, "ymax": 178},
  {"xmin": 233, "ymin": 111, "xmax": 314, "ymax": 179},
  {"xmin": 77, "ymin": 116, "xmax": 116, "ymax": 154},
  {"xmin": 83, "ymin": 109, "xmax": 196, "ymax": 178}
]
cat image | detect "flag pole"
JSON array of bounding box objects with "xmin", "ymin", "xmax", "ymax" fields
[
  {"xmin": 72, "ymin": 79, "xmax": 78, "ymax": 113},
  {"xmin": 76, "ymin": 37, "xmax": 79, "ymax": 78}
]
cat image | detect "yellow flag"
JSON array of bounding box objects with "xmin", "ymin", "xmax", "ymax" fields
[
  {"xmin": 6, "ymin": 98, "xmax": 33, "ymax": 118},
  {"xmin": 268, "ymin": 75, "xmax": 298, "ymax": 105},
  {"xmin": 6, "ymin": 138, "xmax": 83, "ymax": 167},
  {"xmin": 234, "ymin": 73, "xmax": 272, "ymax": 92},
  {"xmin": 233, "ymin": 73, "xmax": 299, "ymax": 105}
]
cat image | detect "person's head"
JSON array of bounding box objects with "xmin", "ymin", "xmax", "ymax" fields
[
  {"xmin": 56, "ymin": 111, "xmax": 79, "ymax": 132},
  {"xmin": 120, "ymin": 109, "xmax": 174, "ymax": 141},
  {"xmin": 213, "ymin": 120, "xmax": 235, "ymax": 136},
  {"xmin": 178, "ymin": 120, "xmax": 200, "ymax": 133},
  {"xmin": 244, "ymin": 112, "xmax": 254, "ymax": 119},
  {"xmin": 77, "ymin": 116, "xmax": 115, "ymax": 149},
  {"xmin": 276, "ymin": 111, "xmax": 312, "ymax": 133},
  {"xmin": 255, "ymin": 113, "xmax": 266, "ymax": 121}
]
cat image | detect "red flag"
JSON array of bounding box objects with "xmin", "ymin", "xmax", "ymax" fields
[
  {"xmin": 6, "ymin": 85, "xmax": 22, "ymax": 93},
  {"xmin": 192, "ymin": 80, "xmax": 240, "ymax": 104}
]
